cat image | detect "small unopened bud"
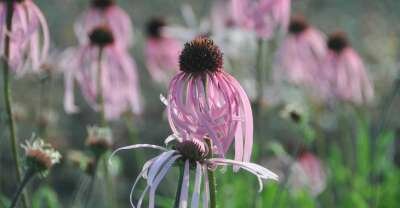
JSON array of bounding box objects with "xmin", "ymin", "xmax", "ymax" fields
[{"xmin": 85, "ymin": 126, "xmax": 113, "ymax": 158}]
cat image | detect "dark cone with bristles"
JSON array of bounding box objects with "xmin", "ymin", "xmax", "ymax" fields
[
  {"xmin": 91, "ymin": 0, "xmax": 115, "ymax": 9},
  {"xmin": 89, "ymin": 26, "xmax": 115, "ymax": 47},
  {"xmin": 176, "ymin": 140, "xmax": 209, "ymax": 162},
  {"xmin": 288, "ymin": 15, "xmax": 309, "ymax": 35},
  {"xmin": 327, "ymin": 31, "xmax": 349, "ymax": 54},
  {"xmin": 146, "ymin": 17, "xmax": 166, "ymax": 38},
  {"xmin": 179, "ymin": 37, "xmax": 223, "ymax": 74}
]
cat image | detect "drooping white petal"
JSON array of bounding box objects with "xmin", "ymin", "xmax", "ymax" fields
[
  {"xmin": 147, "ymin": 151, "xmax": 176, "ymax": 185},
  {"xmin": 179, "ymin": 160, "xmax": 190, "ymax": 208},
  {"xmin": 202, "ymin": 165, "xmax": 210, "ymax": 208},
  {"xmin": 109, "ymin": 144, "xmax": 168, "ymax": 165},
  {"xmin": 208, "ymin": 158, "xmax": 278, "ymax": 181},
  {"xmin": 129, "ymin": 158, "xmax": 157, "ymax": 208},
  {"xmin": 148, "ymin": 155, "xmax": 181, "ymax": 208},
  {"xmin": 191, "ymin": 162, "xmax": 203, "ymax": 208}
]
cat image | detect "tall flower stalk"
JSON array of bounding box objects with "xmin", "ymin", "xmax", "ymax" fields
[{"xmin": 2, "ymin": 1, "xmax": 26, "ymax": 207}]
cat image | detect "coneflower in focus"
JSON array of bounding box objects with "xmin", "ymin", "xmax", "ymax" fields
[
  {"xmin": 74, "ymin": 0, "xmax": 133, "ymax": 49},
  {"xmin": 0, "ymin": 0, "xmax": 50, "ymax": 75},
  {"xmin": 167, "ymin": 37, "xmax": 253, "ymax": 163},
  {"xmin": 145, "ymin": 17, "xmax": 182, "ymax": 87},
  {"xmin": 63, "ymin": 26, "xmax": 142, "ymax": 120},
  {"xmin": 322, "ymin": 31, "xmax": 374, "ymax": 104},
  {"xmin": 231, "ymin": 0, "xmax": 291, "ymax": 39},
  {"xmin": 274, "ymin": 15, "xmax": 326, "ymax": 87}
]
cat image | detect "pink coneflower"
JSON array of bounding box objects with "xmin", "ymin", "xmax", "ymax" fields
[
  {"xmin": 274, "ymin": 15, "xmax": 326, "ymax": 86},
  {"xmin": 289, "ymin": 151, "xmax": 326, "ymax": 196},
  {"xmin": 145, "ymin": 17, "xmax": 181, "ymax": 86},
  {"xmin": 74, "ymin": 0, "xmax": 133, "ymax": 49},
  {"xmin": 231, "ymin": 0, "xmax": 291, "ymax": 39},
  {"xmin": 0, "ymin": 0, "xmax": 50, "ymax": 75},
  {"xmin": 323, "ymin": 31, "xmax": 374, "ymax": 104},
  {"xmin": 110, "ymin": 137, "xmax": 278, "ymax": 208},
  {"xmin": 63, "ymin": 26, "xmax": 142, "ymax": 120},
  {"xmin": 167, "ymin": 37, "xmax": 253, "ymax": 163}
]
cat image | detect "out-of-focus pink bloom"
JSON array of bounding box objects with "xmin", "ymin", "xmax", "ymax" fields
[
  {"xmin": 110, "ymin": 137, "xmax": 278, "ymax": 207},
  {"xmin": 0, "ymin": 0, "xmax": 50, "ymax": 75},
  {"xmin": 274, "ymin": 15, "xmax": 326, "ymax": 86},
  {"xmin": 231, "ymin": 0, "xmax": 291, "ymax": 39},
  {"xmin": 145, "ymin": 18, "xmax": 182, "ymax": 86},
  {"xmin": 167, "ymin": 37, "xmax": 253, "ymax": 163},
  {"xmin": 322, "ymin": 32, "xmax": 374, "ymax": 104},
  {"xmin": 74, "ymin": 0, "xmax": 133, "ymax": 49},
  {"xmin": 63, "ymin": 26, "xmax": 142, "ymax": 120},
  {"xmin": 289, "ymin": 152, "xmax": 327, "ymax": 196},
  {"xmin": 210, "ymin": 0, "xmax": 236, "ymax": 34}
]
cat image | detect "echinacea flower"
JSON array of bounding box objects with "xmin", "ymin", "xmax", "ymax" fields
[
  {"xmin": 21, "ymin": 138, "xmax": 61, "ymax": 176},
  {"xmin": 110, "ymin": 137, "xmax": 278, "ymax": 208},
  {"xmin": 274, "ymin": 15, "xmax": 326, "ymax": 87},
  {"xmin": 0, "ymin": 0, "xmax": 50, "ymax": 75},
  {"xmin": 231, "ymin": 0, "xmax": 291, "ymax": 39},
  {"xmin": 167, "ymin": 37, "xmax": 253, "ymax": 163},
  {"xmin": 322, "ymin": 31, "xmax": 374, "ymax": 104},
  {"xmin": 288, "ymin": 151, "xmax": 326, "ymax": 196},
  {"xmin": 75, "ymin": 0, "xmax": 133, "ymax": 49},
  {"xmin": 63, "ymin": 26, "xmax": 142, "ymax": 120},
  {"xmin": 145, "ymin": 17, "xmax": 182, "ymax": 86},
  {"xmin": 86, "ymin": 126, "xmax": 113, "ymax": 158}
]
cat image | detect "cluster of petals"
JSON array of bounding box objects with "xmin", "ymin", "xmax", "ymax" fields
[
  {"xmin": 273, "ymin": 17, "xmax": 326, "ymax": 88},
  {"xmin": 322, "ymin": 37, "xmax": 374, "ymax": 104},
  {"xmin": 0, "ymin": 0, "xmax": 49, "ymax": 75},
  {"xmin": 110, "ymin": 137, "xmax": 278, "ymax": 208},
  {"xmin": 145, "ymin": 18, "xmax": 182, "ymax": 87},
  {"xmin": 74, "ymin": 1, "xmax": 133, "ymax": 49},
  {"xmin": 63, "ymin": 1, "xmax": 142, "ymax": 119},
  {"xmin": 63, "ymin": 43, "xmax": 142, "ymax": 120},
  {"xmin": 167, "ymin": 70, "xmax": 253, "ymax": 162}
]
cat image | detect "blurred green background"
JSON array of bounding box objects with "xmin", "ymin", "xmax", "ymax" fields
[{"xmin": 1, "ymin": 0, "xmax": 400, "ymax": 207}]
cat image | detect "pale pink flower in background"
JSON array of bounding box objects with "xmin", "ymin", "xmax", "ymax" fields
[
  {"xmin": 274, "ymin": 15, "xmax": 326, "ymax": 86},
  {"xmin": 145, "ymin": 17, "xmax": 182, "ymax": 87},
  {"xmin": 322, "ymin": 32, "xmax": 374, "ymax": 104},
  {"xmin": 63, "ymin": 26, "xmax": 142, "ymax": 120},
  {"xmin": 231, "ymin": 0, "xmax": 291, "ymax": 39},
  {"xmin": 110, "ymin": 137, "xmax": 278, "ymax": 208},
  {"xmin": 288, "ymin": 151, "xmax": 327, "ymax": 196},
  {"xmin": 210, "ymin": 0, "xmax": 236, "ymax": 35},
  {"xmin": 0, "ymin": 0, "xmax": 50, "ymax": 75},
  {"xmin": 74, "ymin": 0, "xmax": 133, "ymax": 49},
  {"xmin": 167, "ymin": 37, "xmax": 254, "ymax": 163}
]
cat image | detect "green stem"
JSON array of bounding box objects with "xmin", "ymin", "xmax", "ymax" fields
[
  {"xmin": 173, "ymin": 164, "xmax": 185, "ymax": 208},
  {"xmin": 96, "ymin": 47, "xmax": 106, "ymax": 127},
  {"xmin": 9, "ymin": 169, "xmax": 35, "ymax": 208},
  {"xmin": 102, "ymin": 154, "xmax": 115, "ymax": 208},
  {"xmin": 205, "ymin": 139, "xmax": 217, "ymax": 208},
  {"xmin": 3, "ymin": 1, "xmax": 28, "ymax": 207},
  {"xmin": 84, "ymin": 157, "xmax": 98, "ymax": 208}
]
